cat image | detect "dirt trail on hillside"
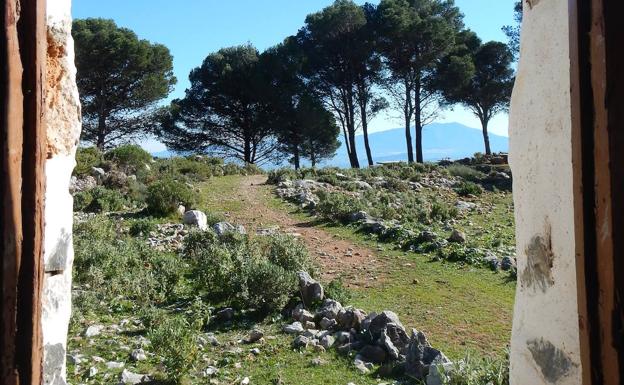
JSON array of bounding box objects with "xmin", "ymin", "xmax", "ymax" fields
[{"xmin": 228, "ymin": 175, "xmax": 387, "ymax": 288}]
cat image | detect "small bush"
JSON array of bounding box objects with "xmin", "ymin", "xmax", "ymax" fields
[
  {"xmin": 105, "ymin": 144, "xmax": 152, "ymax": 173},
  {"xmin": 129, "ymin": 218, "xmax": 157, "ymax": 237},
  {"xmin": 149, "ymin": 315, "xmax": 201, "ymax": 384},
  {"xmin": 446, "ymin": 164, "xmax": 485, "ymax": 182},
  {"xmin": 84, "ymin": 187, "xmax": 126, "ymax": 213},
  {"xmin": 437, "ymin": 244, "xmax": 484, "ymax": 265},
  {"xmin": 316, "ymin": 191, "xmax": 366, "ymax": 222},
  {"xmin": 73, "ymin": 217, "xmax": 184, "ymax": 315},
  {"xmin": 73, "ymin": 190, "xmax": 94, "ymax": 212},
  {"xmin": 447, "ymin": 352, "xmax": 510, "ymax": 385},
  {"xmin": 146, "ymin": 178, "xmax": 196, "ymax": 217},
  {"xmin": 184, "ymin": 231, "xmax": 313, "ymax": 315},
  {"xmin": 430, "ymin": 200, "xmax": 458, "ymax": 221},
  {"xmin": 455, "ymin": 181, "xmax": 483, "ymax": 197},
  {"xmin": 74, "ymin": 146, "xmax": 103, "ymax": 177},
  {"xmin": 325, "ymin": 279, "xmax": 352, "ymax": 304}
]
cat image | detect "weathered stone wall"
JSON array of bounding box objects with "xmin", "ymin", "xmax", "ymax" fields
[
  {"xmin": 508, "ymin": 1, "xmax": 583, "ymax": 384},
  {"xmin": 42, "ymin": 0, "xmax": 82, "ymax": 383}
]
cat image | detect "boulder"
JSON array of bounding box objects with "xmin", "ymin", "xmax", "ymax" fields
[
  {"xmin": 353, "ymin": 180, "xmax": 373, "ymax": 190},
  {"xmin": 368, "ymin": 311, "xmax": 405, "ymax": 338},
  {"xmin": 448, "ymin": 230, "xmax": 466, "ymax": 243},
  {"xmin": 243, "ymin": 329, "xmax": 264, "ymax": 344},
  {"xmin": 84, "ymin": 325, "xmax": 104, "ymax": 338},
  {"xmin": 336, "ymin": 307, "xmax": 366, "ymax": 331},
  {"xmin": 119, "ymin": 369, "xmax": 147, "ymax": 384},
  {"xmin": 130, "ymin": 349, "xmax": 147, "ymax": 362},
  {"xmin": 320, "ymin": 334, "xmax": 336, "ymax": 349},
  {"xmin": 349, "ymin": 211, "xmax": 373, "ymax": 223},
  {"xmin": 405, "ymin": 329, "xmax": 451, "ymax": 380},
  {"xmin": 283, "ymin": 322, "xmax": 304, "ymax": 334},
  {"xmin": 418, "ymin": 230, "xmax": 438, "ymax": 243},
  {"xmin": 213, "ymin": 222, "xmax": 246, "ymax": 236},
  {"xmin": 316, "ymin": 299, "xmax": 343, "ymax": 320},
  {"xmin": 319, "ymin": 317, "xmax": 337, "ymax": 330},
  {"xmin": 292, "ymin": 335, "xmax": 310, "ymax": 348},
  {"xmin": 380, "ymin": 328, "xmax": 400, "ymax": 360},
  {"xmin": 215, "ymin": 308, "xmax": 235, "ymax": 321},
  {"xmin": 455, "ymin": 200, "xmax": 477, "ymax": 211},
  {"xmin": 297, "ymin": 272, "xmax": 324, "ymax": 306},
  {"xmin": 501, "ymin": 256, "xmax": 516, "ymax": 271},
  {"xmin": 484, "ymin": 252, "xmax": 500, "ymax": 271},
  {"xmin": 358, "ymin": 345, "xmax": 388, "ymax": 364},
  {"xmin": 293, "ymin": 307, "xmax": 315, "ymax": 323},
  {"xmin": 183, "ymin": 210, "xmax": 208, "ymax": 231}
]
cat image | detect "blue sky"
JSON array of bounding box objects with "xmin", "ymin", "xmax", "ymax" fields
[{"xmin": 72, "ymin": 0, "xmax": 517, "ymax": 151}]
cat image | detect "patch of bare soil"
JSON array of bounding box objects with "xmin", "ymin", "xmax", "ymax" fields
[{"xmin": 229, "ymin": 175, "xmax": 388, "ymax": 288}]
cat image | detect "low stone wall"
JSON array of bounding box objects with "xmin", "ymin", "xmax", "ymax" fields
[{"xmin": 42, "ymin": 0, "xmax": 82, "ymax": 383}]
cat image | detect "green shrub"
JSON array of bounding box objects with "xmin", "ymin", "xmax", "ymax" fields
[
  {"xmin": 72, "ymin": 217, "xmax": 184, "ymax": 315},
  {"xmin": 105, "ymin": 144, "xmax": 152, "ymax": 173},
  {"xmin": 437, "ymin": 244, "xmax": 484, "ymax": 265},
  {"xmin": 430, "ymin": 199, "xmax": 458, "ymax": 221},
  {"xmin": 325, "ymin": 279, "xmax": 352, "ymax": 304},
  {"xmin": 146, "ymin": 178, "xmax": 196, "ymax": 217},
  {"xmin": 316, "ymin": 191, "xmax": 366, "ymax": 222},
  {"xmin": 149, "ymin": 315, "xmax": 201, "ymax": 384},
  {"xmin": 447, "ymin": 352, "xmax": 509, "ymax": 385},
  {"xmin": 129, "ymin": 218, "xmax": 157, "ymax": 237},
  {"xmin": 261, "ymin": 234, "xmax": 316, "ymax": 274},
  {"xmin": 74, "ymin": 146, "xmax": 103, "ymax": 177},
  {"xmin": 184, "ymin": 231, "xmax": 313, "ymax": 315},
  {"xmin": 455, "ymin": 181, "xmax": 483, "ymax": 197},
  {"xmin": 84, "ymin": 187, "xmax": 126, "ymax": 213},
  {"xmin": 73, "ymin": 190, "xmax": 94, "ymax": 212},
  {"xmin": 447, "ymin": 164, "xmax": 486, "ymax": 182}
]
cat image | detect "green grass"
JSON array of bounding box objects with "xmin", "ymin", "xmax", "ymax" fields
[
  {"xmin": 265, "ymin": 184, "xmax": 516, "ymax": 359},
  {"xmin": 198, "ymin": 175, "xmax": 246, "ymax": 214}
]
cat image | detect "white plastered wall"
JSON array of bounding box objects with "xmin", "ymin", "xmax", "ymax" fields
[
  {"xmin": 509, "ymin": 0, "xmax": 583, "ymax": 384},
  {"xmin": 42, "ymin": 0, "xmax": 81, "ymax": 383}
]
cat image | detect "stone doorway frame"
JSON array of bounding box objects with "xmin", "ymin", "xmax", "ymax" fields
[
  {"xmin": 1, "ymin": 0, "xmax": 47, "ymax": 384},
  {"xmin": 572, "ymin": 0, "xmax": 624, "ymax": 383}
]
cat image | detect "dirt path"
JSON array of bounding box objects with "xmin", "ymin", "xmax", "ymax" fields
[{"xmin": 228, "ymin": 175, "xmax": 387, "ymax": 288}]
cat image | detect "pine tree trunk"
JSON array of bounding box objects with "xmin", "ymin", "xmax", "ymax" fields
[
  {"xmin": 360, "ymin": 103, "xmax": 373, "ymax": 167},
  {"xmin": 347, "ymin": 88, "xmax": 360, "ymax": 169},
  {"xmin": 404, "ymin": 82, "xmax": 414, "ymax": 163},
  {"xmin": 243, "ymin": 138, "xmax": 252, "ymax": 164},
  {"xmin": 482, "ymin": 118, "xmax": 492, "ymax": 155},
  {"xmin": 293, "ymin": 146, "xmax": 300, "ymax": 170},
  {"xmin": 414, "ymin": 80, "xmax": 423, "ymax": 163},
  {"xmin": 96, "ymin": 114, "xmax": 107, "ymax": 150}
]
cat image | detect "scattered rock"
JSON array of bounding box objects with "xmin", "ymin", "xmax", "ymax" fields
[
  {"xmin": 319, "ymin": 317, "xmax": 337, "ymax": 330},
  {"xmin": 501, "ymin": 256, "xmax": 515, "ymax": 271},
  {"xmin": 88, "ymin": 366, "xmax": 98, "ymax": 378},
  {"xmin": 418, "ymin": 230, "xmax": 438, "ymax": 243},
  {"xmin": 106, "ymin": 361, "xmax": 125, "ymax": 369},
  {"xmin": 84, "ymin": 325, "xmax": 104, "ymax": 338},
  {"xmin": 130, "ymin": 349, "xmax": 146, "ymax": 362},
  {"xmin": 243, "ymin": 329, "xmax": 264, "ymax": 344},
  {"xmin": 216, "ymin": 308, "xmax": 235, "ymax": 322},
  {"xmin": 283, "ymin": 322, "xmax": 304, "ymax": 334},
  {"xmin": 298, "ymin": 272, "xmax": 324, "ymax": 306},
  {"xmin": 240, "ymin": 377, "xmax": 250, "ymax": 385},
  {"xmin": 250, "ymin": 348, "xmax": 261, "ymax": 356},
  {"xmin": 119, "ymin": 369, "xmax": 147, "ymax": 384},
  {"xmin": 320, "ymin": 334, "xmax": 336, "ymax": 349},
  {"xmin": 213, "ymin": 222, "xmax": 246, "ymax": 236},
  {"xmin": 292, "ymin": 335, "xmax": 310, "ymax": 348},
  {"xmin": 204, "ymin": 366, "xmax": 218, "ymax": 376},
  {"xmin": 183, "ymin": 210, "xmax": 208, "ymax": 231},
  {"xmin": 316, "ymin": 299, "xmax": 343, "ymax": 320},
  {"xmin": 448, "ymin": 230, "xmax": 466, "ymax": 243},
  {"xmin": 405, "ymin": 329, "xmax": 451, "ymax": 380},
  {"xmin": 358, "ymin": 345, "xmax": 388, "ymax": 364},
  {"xmin": 455, "ymin": 201, "xmax": 477, "ymax": 211}
]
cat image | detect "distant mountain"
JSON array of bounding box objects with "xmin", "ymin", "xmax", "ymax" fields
[
  {"xmin": 325, "ymin": 122, "xmax": 508, "ymax": 168},
  {"xmin": 150, "ymin": 122, "xmax": 508, "ymax": 168}
]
